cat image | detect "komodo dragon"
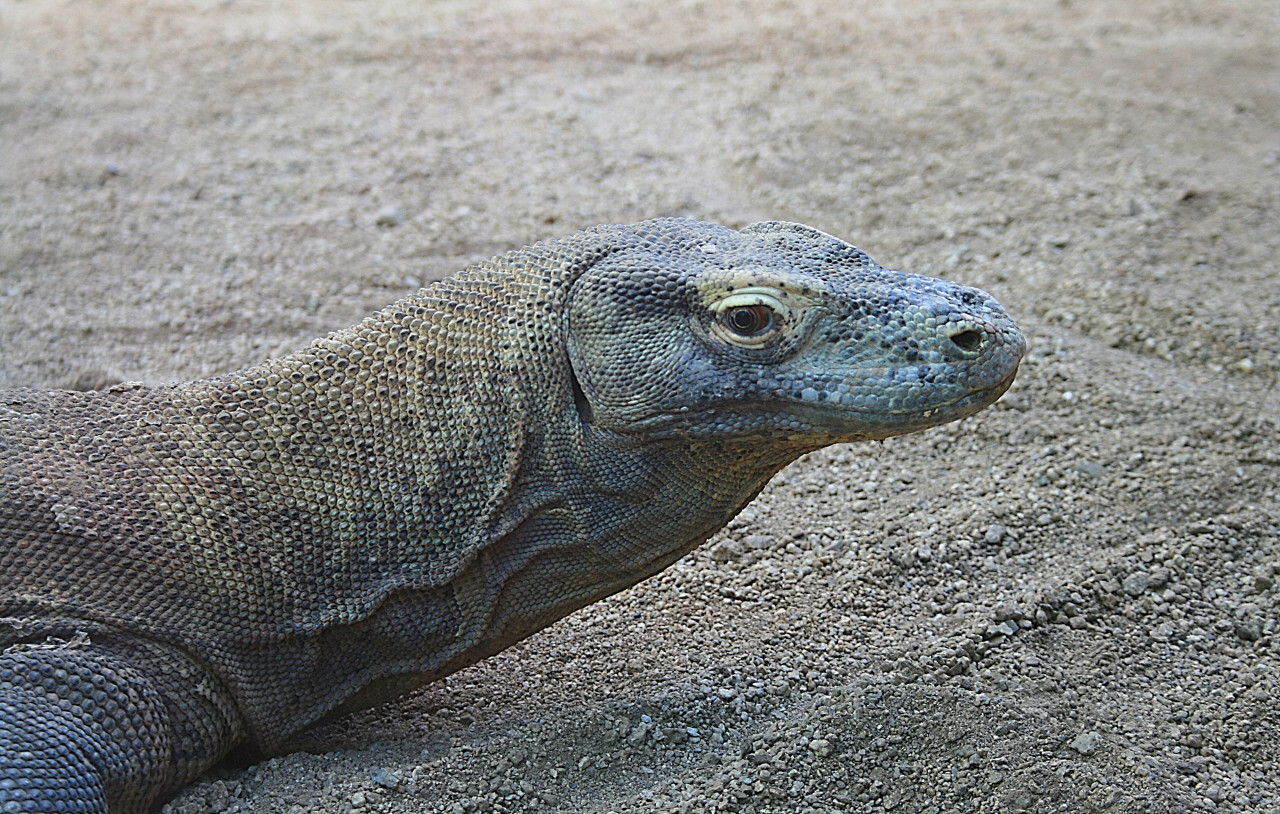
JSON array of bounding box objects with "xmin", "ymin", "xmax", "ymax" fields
[{"xmin": 0, "ymin": 218, "xmax": 1024, "ymax": 811}]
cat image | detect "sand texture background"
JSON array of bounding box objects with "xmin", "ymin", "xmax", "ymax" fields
[{"xmin": 1, "ymin": 1, "xmax": 1278, "ymax": 812}]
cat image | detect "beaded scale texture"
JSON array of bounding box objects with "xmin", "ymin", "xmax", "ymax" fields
[{"xmin": 0, "ymin": 218, "xmax": 1024, "ymax": 811}]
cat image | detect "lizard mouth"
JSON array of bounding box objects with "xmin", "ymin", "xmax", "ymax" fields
[
  {"xmin": 853, "ymin": 358, "xmax": 1020, "ymax": 418},
  {"xmin": 621, "ymin": 356, "xmax": 1021, "ymax": 443},
  {"xmin": 775, "ymin": 363, "xmax": 1018, "ymax": 440},
  {"xmin": 865, "ymin": 362, "xmax": 1019, "ymax": 427}
]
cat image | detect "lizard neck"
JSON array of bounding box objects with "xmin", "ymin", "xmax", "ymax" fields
[{"xmin": 464, "ymin": 420, "xmax": 806, "ymax": 656}]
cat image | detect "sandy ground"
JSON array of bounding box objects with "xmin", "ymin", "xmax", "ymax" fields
[{"xmin": 2, "ymin": 1, "xmax": 1279, "ymax": 812}]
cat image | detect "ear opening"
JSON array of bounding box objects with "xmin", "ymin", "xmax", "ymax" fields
[{"xmin": 568, "ymin": 363, "xmax": 593, "ymax": 425}]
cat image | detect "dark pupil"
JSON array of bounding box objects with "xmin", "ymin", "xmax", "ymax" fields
[{"xmin": 727, "ymin": 305, "xmax": 768, "ymax": 335}]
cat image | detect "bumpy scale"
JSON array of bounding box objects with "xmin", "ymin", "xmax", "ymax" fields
[{"xmin": 0, "ymin": 219, "xmax": 1025, "ymax": 811}]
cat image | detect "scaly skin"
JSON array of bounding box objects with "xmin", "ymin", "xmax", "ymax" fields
[{"xmin": 0, "ymin": 219, "xmax": 1025, "ymax": 811}]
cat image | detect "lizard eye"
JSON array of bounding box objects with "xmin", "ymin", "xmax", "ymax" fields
[
  {"xmin": 710, "ymin": 290, "xmax": 789, "ymax": 349},
  {"xmin": 724, "ymin": 304, "xmax": 774, "ymax": 337}
]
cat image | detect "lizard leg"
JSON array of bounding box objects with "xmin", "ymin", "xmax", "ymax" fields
[{"xmin": 0, "ymin": 644, "xmax": 173, "ymax": 814}]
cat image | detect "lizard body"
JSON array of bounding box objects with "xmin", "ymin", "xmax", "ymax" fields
[{"xmin": 0, "ymin": 218, "xmax": 1024, "ymax": 810}]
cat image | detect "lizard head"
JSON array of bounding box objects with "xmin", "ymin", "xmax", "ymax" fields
[{"xmin": 565, "ymin": 218, "xmax": 1025, "ymax": 448}]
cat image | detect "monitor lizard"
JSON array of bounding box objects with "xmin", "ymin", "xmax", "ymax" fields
[{"xmin": 0, "ymin": 218, "xmax": 1025, "ymax": 811}]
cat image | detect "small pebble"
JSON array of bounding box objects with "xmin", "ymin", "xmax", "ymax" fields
[
  {"xmin": 1070, "ymin": 732, "xmax": 1100, "ymax": 756},
  {"xmin": 808, "ymin": 738, "xmax": 834, "ymax": 757},
  {"xmin": 710, "ymin": 538, "xmax": 743, "ymax": 562},
  {"xmin": 375, "ymin": 205, "xmax": 405, "ymax": 227},
  {"xmin": 1122, "ymin": 572, "xmax": 1150, "ymax": 597},
  {"xmin": 371, "ymin": 768, "xmax": 400, "ymax": 789}
]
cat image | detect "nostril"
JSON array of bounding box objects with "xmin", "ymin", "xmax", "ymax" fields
[{"xmin": 949, "ymin": 328, "xmax": 984, "ymax": 352}]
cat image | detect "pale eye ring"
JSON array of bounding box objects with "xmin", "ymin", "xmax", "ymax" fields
[
  {"xmin": 723, "ymin": 304, "xmax": 774, "ymax": 337},
  {"xmin": 710, "ymin": 289, "xmax": 789, "ymax": 348}
]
